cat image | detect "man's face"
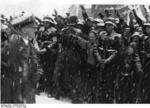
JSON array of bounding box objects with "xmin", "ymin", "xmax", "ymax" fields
[
  {"xmin": 21, "ymin": 25, "xmax": 36, "ymax": 39},
  {"xmin": 123, "ymin": 28, "xmax": 130, "ymax": 37},
  {"xmin": 52, "ymin": 36, "xmax": 57, "ymax": 42},
  {"xmin": 87, "ymin": 20, "xmax": 93, "ymax": 27},
  {"xmin": 132, "ymin": 36, "xmax": 140, "ymax": 44},
  {"xmin": 55, "ymin": 17, "xmax": 62, "ymax": 23},
  {"xmin": 93, "ymin": 22, "xmax": 97, "ymax": 28},
  {"xmin": 136, "ymin": 27, "xmax": 143, "ymax": 34},
  {"xmin": 5, "ymin": 28, "xmax": 12, "ymax": 35},
  {"xmin": 89, "ymin": 32, "xmax": 96, "ymax": 43},
  {"xmin": 99, "ymin": 31, "xmax": 107, "ymax": 41},
  {"xmin": 105, "ymin": 24, "xmax": 114, "ymax": 32},
  {"xmin": 44, "ymin": 21, "xmax": 50, "ymax": 28},
  {"xmin": 145, "ymin": 26, "xmax": 150, "ymax": 34}
]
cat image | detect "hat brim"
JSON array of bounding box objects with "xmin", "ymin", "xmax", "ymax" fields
[
  {"xmin": 131, "ymin": 32, "xmax": 140, "ymax": 37},
  {"xmin": 105, "ymin": 21, "xmax": 116, "ymax": 27},
  {"xmin": 144, "ymin": 23, "xmax": 150, "ymax": 26},
  {"xmin": 97, "ymin": 23, "xmax": 105, "ymax": 27},
  {"xmin": 77, "ymin": 23, "xmax": 83, "ymax": 25},
  {"xmin": 43, "ymin": 19, "xmax": 53, "ymax": 23}
]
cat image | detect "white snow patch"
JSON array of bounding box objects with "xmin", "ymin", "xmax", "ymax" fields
[{"xmin": 36, "ymin": 92, "xmax": 71, "ymax": 104}]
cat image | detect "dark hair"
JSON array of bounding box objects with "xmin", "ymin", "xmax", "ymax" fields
[{"xmin": 69, "ymin": 16, "xmax": 78, "ymax": 24}]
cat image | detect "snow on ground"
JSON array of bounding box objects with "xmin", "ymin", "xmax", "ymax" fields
[{"xmin": 36, "ymin": 92, "xmax": 71, "ymax": 104}]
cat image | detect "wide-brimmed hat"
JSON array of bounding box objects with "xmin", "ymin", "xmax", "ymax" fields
[
  {"xmin": 104, "ymin": 17, "xmax": 117, "ymax": 27},
  {"xmin": 105, "ymin": 21, "xmax": 117, "ymax": 27},
  {"xmin": 43, "ymin": 17, "xmax": 54, "ymax": 24},
  {"xmin": 131, "ymin": 32, "xmax": 143, "ymax": 38},
  {"xmin": 144, "ymin": 22, "xmax": 150, "ymax": 27},
  {"xmin": 97, "ymin": 22, "xmax": 105, "ymax": 27},
  {"xmin": 134, "ymin": 23, "xmax": 140, "ymax": 28},
  {"xmin": 94, "ymin": 18, "xmax": 105, "ymax": 27},
  {"xmin": 99, "ymin": 31, "xmax": 107, "ymax": 36},
  {"xmin": 11, "ymin": 15, "xmax": 35, "ymax": 26}
]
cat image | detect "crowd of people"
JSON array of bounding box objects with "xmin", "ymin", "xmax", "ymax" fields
[{"xmin": 1, "ymin": 5, "xmax": 150, "ymax": 103}]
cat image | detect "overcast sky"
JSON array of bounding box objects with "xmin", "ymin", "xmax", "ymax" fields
[
  {"xmin": 0, "ymin": 0, "xmax": 148, "ymax": 18},
  {"xmin": 0, "ymin": 0, "xmax": 72, "ymax": 18}
]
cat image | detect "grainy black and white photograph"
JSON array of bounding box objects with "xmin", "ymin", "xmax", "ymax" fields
[{"xmin": 1, "ymin": 0, "xmax": 150, "ymax": 105}]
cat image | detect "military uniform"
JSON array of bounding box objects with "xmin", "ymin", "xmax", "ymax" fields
[
  {"xmin": 1, "ymin": 15, "xmax": 41, "ymax": 103},
  {"xmin": 118, "ymin": 32, "xmax": 144, "ymax": 103},
  {"xmin": 1, "ymin": 33, "xmax": 41, "ymax": 103},
  {"xmin": 142, "ymin": 22, "xmax": 150, "ymax": 102},
  {"xmin": 52, "ymin": 25, "xmax": 85, "ymax": 102},
  {"xmin": 73, "ymin": 30, "xmax": 104, "ymax": 103},
  {"xmin": 98, "ymin": 17, "xmax": 124, "ymax": 102},
  {"xmin": 36, "ymin": 17, "xmax": 59, "ymax": 95}
]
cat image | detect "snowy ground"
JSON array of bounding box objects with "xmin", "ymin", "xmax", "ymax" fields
[{"xmin": 36, "ymin": 92, "xmax": 71, "ymax": 104}]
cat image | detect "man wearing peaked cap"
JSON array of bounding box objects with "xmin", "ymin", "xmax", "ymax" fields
[
  {"xmin": 43, "ymin": 17, "xmax": 54, "ymax": 23},
  {"xmin": 133, "ymin": 23, "xmax": 143, "ymax": 33},
  {"xmin": 94, "ymin": 18, "xmax": 105, "ymax": 26},
  {"xmin": 98, "ymin": 16, "xmax": 123, "ymax": 103},
  {"xmin": 144, "ymin": 22, "xmax": 150, "ymax": 27},
  {"xmin": 105, "ymin": 17, "xmax": 117, "ymax": 28},
  {"xmin": 105, "ymin": 16, "xmax": 115, "ymax": 21},
  {"xmin": 94, "ymin": 18, "xmax": 103, "ymax": 23},
  {"xmin": 104, "ymin": 17, "xmax": 121, "ymax": 39},
  {"xmin": 43, "ymin": 17, "xmax": 55, "ymax": 28},
  {"xmin": 104, "ymin": 16, "xmax": 122, "ymax": 52},
  {"xmin": 93, "ymin": 18, "xmax": 105, "ymax": 34},
  {"xmin": 131, "ymin": 32, "xmax": 142, "ymax": 40}
]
